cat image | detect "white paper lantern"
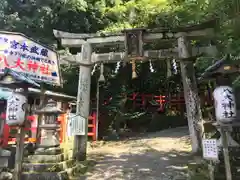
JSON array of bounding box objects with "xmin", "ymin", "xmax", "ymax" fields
[
  {"xmin": 213, "ymin": 86, "xmax": 237, "ymax": 123},
  {"xmin": 6, "ymin": 91, "xmax": 27, "ymax": 126}
]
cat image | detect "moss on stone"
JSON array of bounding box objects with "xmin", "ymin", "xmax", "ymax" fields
[{"xmin": 188, "ymin": 161, "xmax": 210, "ymax": 180}]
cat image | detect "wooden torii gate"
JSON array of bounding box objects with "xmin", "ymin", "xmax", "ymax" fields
[{"xmin": 53, "ymin": 20, "xmax": 217, "ymax": 161}]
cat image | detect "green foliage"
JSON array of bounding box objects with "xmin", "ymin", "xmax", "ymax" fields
[{"xmin": 1, "ymin": 0, "xmax": 240, "ymax": 127}]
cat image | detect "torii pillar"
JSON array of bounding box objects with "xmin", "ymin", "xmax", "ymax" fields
[
  {"xmin": 178, "ymin": 34, "xmax": 203, "ymax": 153},
  {"xmin": 56, "ymin": 41, "xmax": 92, "ymax": 161},
  {"xmin": 74, "ymin": 43, "xmax": 92, "ymax": 161}
]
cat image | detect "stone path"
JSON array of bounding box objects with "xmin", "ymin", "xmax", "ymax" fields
[{"xmin": 82, "ymin": 126, "xmax": 192, "ymax": 180}]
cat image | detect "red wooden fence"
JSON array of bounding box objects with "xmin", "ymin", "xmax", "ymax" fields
[{"xmin": 0, "ymin": 93, "xmax": 189, "ymax": 145}]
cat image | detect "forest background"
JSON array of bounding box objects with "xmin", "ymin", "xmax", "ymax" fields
[{"xmin": 1, "ymin": 0, "xmax": 240, "ymax": 135}]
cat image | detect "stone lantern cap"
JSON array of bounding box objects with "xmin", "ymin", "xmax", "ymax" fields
[{"xmin": 35, "ymin": 99, "xmax": 63, "ymax": 114}]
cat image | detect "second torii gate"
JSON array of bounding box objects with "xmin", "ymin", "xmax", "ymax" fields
[{"xmin": 53, "ymin": 20, "xmax": 218, "ymax": 161}]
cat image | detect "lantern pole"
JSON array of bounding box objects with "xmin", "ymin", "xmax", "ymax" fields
[
  {"xmin": 214, "ymin": 76, "xmax": 234, "ymax": 180},
  {"xmin": 14, "ymin": 87, "xmax": 28, "ymax": 180},
  {"xmin": 0, "ymin": 68, "xmax": 40, "ymax": 180}
]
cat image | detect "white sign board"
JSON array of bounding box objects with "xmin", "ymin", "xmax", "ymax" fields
[
  {"xmin": 6, "ymin": 91, "xmax": 27, "ymax": 126},
  {"xmin": 0, "ymin": 31, "xmax": 61, "ymax": 86},
  {"xmin": 202, "ymin": 139, "xmax": 219, "ymax": 160},
  {"xmin": 68, "ymin": 113, "xmax": 86, "ymax": 136},
  {"xmin": 213, "ymin": 86, "xmax": 237, "ymax": 123},
  {"xmin": 67, "ymin": 114, "xmax": 73, "ymax": 137}
]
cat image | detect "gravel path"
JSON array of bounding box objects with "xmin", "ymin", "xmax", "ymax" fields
[{"xmin": 83, "ymin": 126, "xmax": 192, "ymax": 180}]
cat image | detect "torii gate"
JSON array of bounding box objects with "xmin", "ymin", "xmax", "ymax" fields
[{"xmin": 53, "ymin": 20, "xmax": 218, "ymax": 161}]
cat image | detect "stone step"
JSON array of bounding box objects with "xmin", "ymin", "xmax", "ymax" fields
[
  {"xmin": 21, "ymin": 164, "xmax": 89, "ymax": 180},
  {"xmin": 21, "ymin": 171, "xmax": 68, "ymax": 180},
  {"xmin": 34, "ymin": 147, "xmax": 63, "ymax": 155},
  {"xmin": 65, "ymin": 164, "xmax": 87, "ymax": 177},
  {"xmin": 23, "ymin": 159, "xmax": 74, "ymax": 172},
  {"xmin": 25, "ymin": 153, "xmax": 64, "ymax": 163},
  {"xmin": 66, "ymin": 160, "xmax": 96, "ymax": 178}
]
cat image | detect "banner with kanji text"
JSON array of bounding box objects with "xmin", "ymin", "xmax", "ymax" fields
[{"xmin": 0, "ymin": 31, "xmax": 61, "ymax": 86}]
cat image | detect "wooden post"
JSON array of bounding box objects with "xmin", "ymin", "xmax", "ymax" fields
[
  {"xmin": 208, "ymin": 161, "xmax": 215, "ymax": 180},
  {"xmin": 220, "ymin": 128, "xmax": 232, "ymax": 180},
  {"xmin": 215, "ymin": 76, "xmax": 233, "ymax": 180},
  {"xmin": 14, "ymin": 88, "xmax": 28, "ymax": 180},
  {"xmin": 178, "ymin": 34, "xmax": 203, "ymax": 153},
  {"xmin": 73, "ymin": 43, "xmax": 92, "ymax": 161}
]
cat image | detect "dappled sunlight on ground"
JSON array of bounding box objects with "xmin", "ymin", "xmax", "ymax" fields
[{"xmin": 81, "ymin": 126, "xmax": 192, "ymax": 180}]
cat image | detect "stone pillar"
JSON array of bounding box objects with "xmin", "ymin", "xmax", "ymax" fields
[
  {"xmin": 73, "ymin": 43, "xmax": 92, "ymax": 161},
  {"xmin": 178, "ymin": 34, "xmax": 203, "ymax": 153}
]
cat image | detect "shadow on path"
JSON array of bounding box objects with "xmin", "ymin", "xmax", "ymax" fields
[{"xmin": 80, "ymin": 127, "xmax": 192, "ymax": 180}]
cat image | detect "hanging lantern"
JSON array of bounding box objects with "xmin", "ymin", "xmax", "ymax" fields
[
  {"xmin": 213, "ymin": 86, "xmax": 237, "ymax": 123},
  {"xmin": 6, "ymin": 90, "xmax": 27, "ymax": 126},
  {"xmin": 98, "ymin": 63, "xmax": 105, "ymax": 82},
  {"xmin": 131, "ymin": 60, "xmax": 137, "ymax": 79}
]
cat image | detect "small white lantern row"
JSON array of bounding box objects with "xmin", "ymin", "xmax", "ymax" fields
[
  {"xmin": 6, "ymin": 91, "xmax": 27, "ymax": 126},
  {"xmin": 213, "ymin": 86, "xmax": 237, "ymax": 123}
]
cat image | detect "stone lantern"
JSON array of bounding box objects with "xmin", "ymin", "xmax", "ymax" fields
[{"xmin": 35, "ymin": 99, "xmax": 63, "ymax": 147}]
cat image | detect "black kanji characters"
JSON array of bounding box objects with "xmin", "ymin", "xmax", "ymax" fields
[
  {"xmin": 7, "ymin": 97, "xmax": 19, "ymax": 121},
  {"xmin": 4, "ymin": 38, "xmax": 8, "ymax": 43},
  {"xmin": 30, "ymin": 46, "xmax": 39, "ymax": 55},
  {"xmin": 20, "ymin": 42, "xmax": 29, "ymax": 51},
  {"xmin": 221, "ymin": 101, "xmax": 234, "ymax": 109},
  {"xmin": 40, "ymin": 48, "xmax": 48, "ymax": 57},
  {"xmin": 221, "ymin": 88, "xmax": 236, "ymax": 119},
  {"xmin": 223, "ymin": 88, "xmax": 233, "ymax": 94},
  {"xmin": 10, "ymin": 40, "xmax": 19, "ymax": 49}
]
